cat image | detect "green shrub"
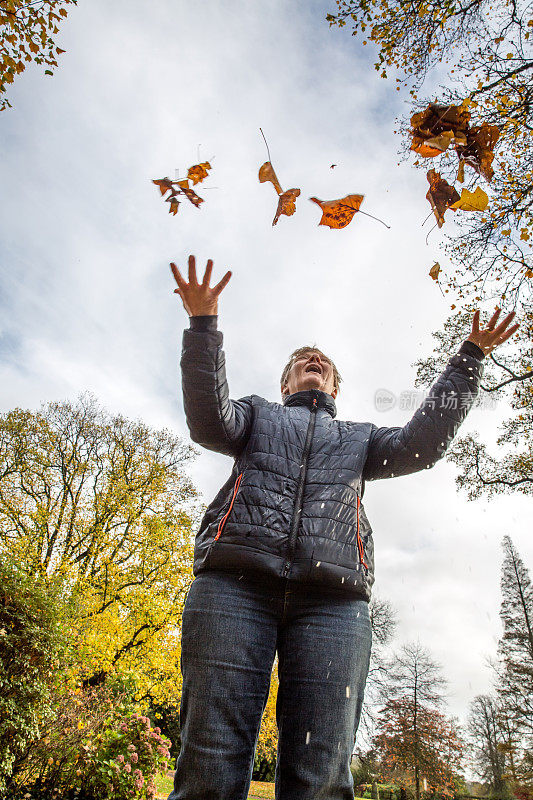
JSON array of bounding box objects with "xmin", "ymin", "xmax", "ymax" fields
[{"xmin": 0, "ymin": 559, "xmax": 68, "ymax": 796}]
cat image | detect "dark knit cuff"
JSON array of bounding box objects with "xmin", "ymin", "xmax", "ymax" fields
[
  {"xmin": 189, "ymin": 315, "xmax": 218, "ymax": 332},
  {"xmin": 458, "ymin": 340, "xmax": 485, "ymax": 360}
]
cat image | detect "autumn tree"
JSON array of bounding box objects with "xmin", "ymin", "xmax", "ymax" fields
[
  {"xmin": 0, "ymin": 393, "xmax": 198, "ymax": 702},
  {"xmin": 373, "ymin": 642, "xmax": 455, "ymax": 800},
  {"xmin": 374, "ymin": 698, "xmax": 464, "ymax": 798},
  {"xmin": 326, "ymin": 0, "xmax": 532, "ymax": 300},
  {"xmin": 498, "ymin": 536, "xmax": 533, "ymax": 768},
  {"xmin": 0, "ymin": 0, "xmax": 75, "ymax": 112},
  {"xmin": 253, "ymin": 659, "xmax": 280, "ymax": 782},
  {"xmin": 327, "ymin": 0, "xmax": 532, "ymax": 504}
]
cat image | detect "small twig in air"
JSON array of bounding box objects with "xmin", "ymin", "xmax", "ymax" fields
[
  {"xmin": 358, "ymin": 210, "xmax": 390, "ymax": 229},
  {"xmin": 260, "ymin": 128, "xmax": 272, "ymax": 163},
  {"xmin": 425, "ymin": 222, "xmax": 439, "ymax": 245}
]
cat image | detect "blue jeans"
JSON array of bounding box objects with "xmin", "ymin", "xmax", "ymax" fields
[{"xmin": 168, "ymin": 570, "xmax": 372, "ymax": 800}]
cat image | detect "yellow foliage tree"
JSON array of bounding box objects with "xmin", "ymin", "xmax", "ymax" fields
[
  {"xmin": 254, "ymin": 658, "xmax": 280, "ymax": 780},
  {"xmin": 0, "ymin": 0, "xmax": 76, "ymax": 111},
  {"xmin": 0, "ymin": 393, "xmax": 199, "ymax": 703}
]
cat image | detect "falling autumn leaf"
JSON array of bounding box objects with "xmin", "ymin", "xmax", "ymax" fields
[
  {"xmin": 426, "ymin": 169, "xmax": 460, "ymax": 228},
  {"xmin": 179, "ymin": 184, "xmax": 203, "ymax": 207},
  {"xmin": 152, "ymin": 178, "xmax": 174, "ymax": 196},
  {"xmin": 410, "ymin": 102, "xmax": 471, "ymax": 158},
  {"xmin": 457, "ymin": 159, "xmax": 465, "ymax": 183},
  {"xmin": 429, "ymin": 262, "xmax": 441, "ymax": 280},
  {"xmin": 187, "ymin": 161, "xmax": 211, "ymax": 185},
  {"xmin": 309, "ymin": 194, "xmax": 365, "ymax": 229},
  {"xmin": 272, "ymin": 188, "xmax": 300, "ymax": 226},
  {"xmin": 412, "ymin": 130, "xmax": 456, "ymax": 158},
  {"xmin": 258, "ymin": 161, "xmax": 283, "ymax": 195},
  {"xmin": 455, "ymin": 123, "xmax": 500, "ymax": 182},
  {"xmin": 450, "ymin": 186, "xmax": 489, "ymax": 212},
  {"xmin": 152, "ymin": 173, "xmax": 203, "ymax": 215}
]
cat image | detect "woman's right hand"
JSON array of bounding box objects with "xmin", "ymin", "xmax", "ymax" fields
[{"xmin": 170, "ymin": 255, "xmax": 232, "ymax": 317}]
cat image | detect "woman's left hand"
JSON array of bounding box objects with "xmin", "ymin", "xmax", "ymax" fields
[{"xmin": 467, "ymin": 306, "xmax": 520, "ymax": 356}]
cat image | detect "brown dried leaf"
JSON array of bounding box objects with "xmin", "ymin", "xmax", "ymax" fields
[
  {"xmin": 168, "ymin": 199, "xmax": 180, "ymax": 216},
  {"xmin": 455, "ymin": 123, "xmax": 500, "ymax": 182},
  {"xmin": 272, "ymin": 188, "xmax": 300, "ymax": 226},
  {"xmin": 258, "ymin": 162, "xmax": 283, "ymax": 195},
  {"xmin": 152, "ymin": 177, "xmax": 174, "ymax": 196},
  {"xmin": 426, "ymin": 169, "xmax": 460, "ymax": 228},
  {"xmin": 309, "ymin": 194, "xmax": 364, "ymax": 229},
  {"xmin": 411, "ymin": 130, "xmax": 455, "ymax": 158},
  {"xmin": 179, "ymin": 184, "xmax": 203, "ymax": 207},
  {"xmin": 429, "ymin": 262, "xmax": 441, "ymax": 280},
  {"xmin": 410, "ymin": 102, "xmax": 471, "ymax": 158}
]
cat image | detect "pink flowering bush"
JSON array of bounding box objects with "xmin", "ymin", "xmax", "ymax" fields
[{"xmin": 83, "ymin": 712, "xmax": 171, "ymax": 800}]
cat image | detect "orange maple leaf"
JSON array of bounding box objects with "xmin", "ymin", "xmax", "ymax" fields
[
  {"xmin": 309, "ymin": 194, "xmax": 364, "ymax": 229},
  {"xmin": 187, "ymin": 162, "xmax": 211, "ymax": 185}
]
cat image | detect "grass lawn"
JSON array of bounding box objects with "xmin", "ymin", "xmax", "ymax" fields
[{"xmin": 154, "ymin": 772, "xmax": 367, "ymax": 799}]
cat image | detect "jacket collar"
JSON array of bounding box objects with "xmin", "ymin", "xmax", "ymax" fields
[{"xmin": 282, "ymin": 389, "xmax": 337, "ymax": 418}]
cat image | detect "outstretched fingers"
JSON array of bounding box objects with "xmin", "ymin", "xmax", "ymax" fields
[
  {"xmin": 202, "ymin": 259, "xmax": 214, "ymax": 287},
  {"xmin": 213, "ymin": 270, "xmax": 232, "ymax": 295},
  {"xmin": 486, "ymin": 306, "xmax": 501, "ymax": 330},
  {"xmin": 497, "ymin": 321, "xmax": 520, "ymax": 344},
  {"xmin": 188, "ymin": 254, "xmax": 198, "ymax": 285},
  {"xmin": 492, "ymin": 310, "xmax": 516, "ymax": 338},
  {"xmin": 170, "ymin": 262, "xmax": 187, "ymax": 290}
]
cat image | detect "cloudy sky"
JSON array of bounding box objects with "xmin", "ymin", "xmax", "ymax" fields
[{"xmin": 1, "ymin": 0, "xmax": 531, "ymax": 736}]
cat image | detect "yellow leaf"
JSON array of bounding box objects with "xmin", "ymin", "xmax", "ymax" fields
[{"xmin": 450, "ymin": 186, "xmax": 488, "ymax": 212}]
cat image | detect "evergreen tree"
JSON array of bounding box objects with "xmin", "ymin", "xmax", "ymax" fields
[{"xmin": 498, "ymin": 536, "xmax": 533, "ymax": 739}]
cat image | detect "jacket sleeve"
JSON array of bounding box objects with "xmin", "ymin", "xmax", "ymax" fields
[
  {"xmin": 363, "ymin": 340, "xmax": 485, "ymax": 481},
  {"xmin": 180, "ymin": 315, "xmax": 253, "ymax": 457}
]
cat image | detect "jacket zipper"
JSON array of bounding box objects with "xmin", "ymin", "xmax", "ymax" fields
[
  {"xmin": 214, "ymin": 472, "xmax": 243, "ymax": 541},
  {"xmin": 282, "ymin": 398, "xmax": 318, "ymax": 578},
  {"xmin": 356, "ymin": 495, "xmax": 368, "ymax": 572}
]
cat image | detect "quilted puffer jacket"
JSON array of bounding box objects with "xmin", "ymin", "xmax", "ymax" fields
[{"xmin": 181, "ymin": 316, "xmax": 485, "ymax": 600}]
